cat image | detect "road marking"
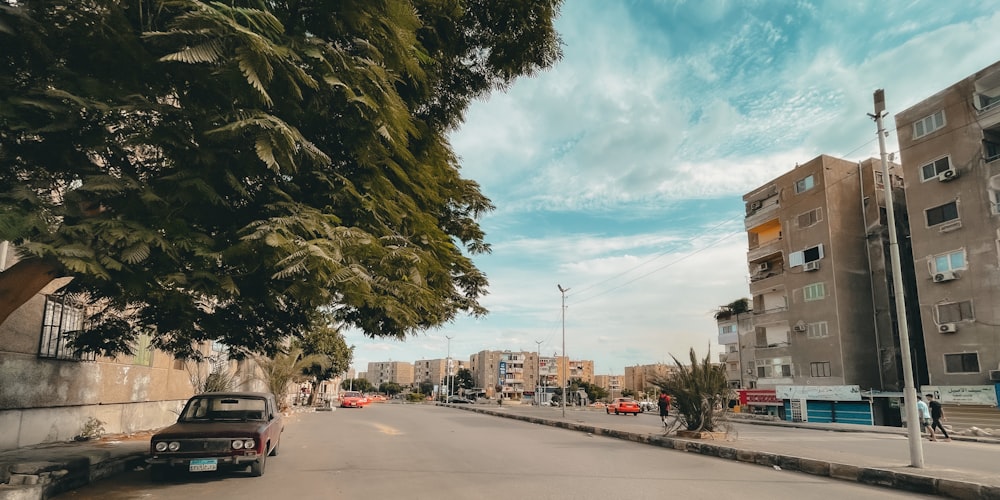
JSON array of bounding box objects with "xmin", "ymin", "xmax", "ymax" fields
[{"xmin": 372, "ymin": 423, "xmax": 402, "ymax": 435}]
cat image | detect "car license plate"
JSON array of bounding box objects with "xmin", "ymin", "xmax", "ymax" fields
[{"xmin": 189, "ymin": 459, "xmax": 218, "ymax": 472}]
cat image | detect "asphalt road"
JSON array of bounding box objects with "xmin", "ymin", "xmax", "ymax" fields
[{"xmin": 61, "ymin": 404, "xmax": 936, "ymax": 499}]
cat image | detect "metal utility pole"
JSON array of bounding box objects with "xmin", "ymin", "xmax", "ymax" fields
[
  {"xmin": 445, "ymin": 335, "xmax": 453, "ymax": 401},
  {"xmin": 557, "ymin": 284, "xmax": 569, "ymax": 418},
  {"xmin": 870, "ymin": 88, "xmax": 924, "ymax": 468},
  {"xmin": 535, "ymin": 340, "xmax": 543, "ymax": 406}
]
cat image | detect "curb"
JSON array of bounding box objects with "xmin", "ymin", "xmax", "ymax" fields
[
  {"xmin": 0, "ymin": 448, "xmax": 148, "ymax": 500},
  {"xmin": 445, "ymin": 404, "xmax": 1000, "ymax": 500}
]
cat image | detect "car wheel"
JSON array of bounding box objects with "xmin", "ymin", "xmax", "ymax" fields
[
  {"xmin": 606, "ymin": 408, "xmax": 610, "ymax": 414},
  {"xmin": 615, "ymin": 409, "xmax": 619, "ymax": 415},
  {"xmin": 269, "ymin": 439, "xmax": 279, "ymax": 457},
  {"xmin": 150, "ymin": 465, "xmax": 170, "ymax": 482},
  {"xmin": 250, "ymin": 453, "xmax": 266, "ymax": 477}
]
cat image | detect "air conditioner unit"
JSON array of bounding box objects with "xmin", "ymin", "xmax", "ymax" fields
[
  {"xmin": 749, "ymin": 200, "xmax": 763, "ymax": 211},
  {"xmin": 938, "ymin": 323, "xmax": 957, "ymax": 333},
  {"xmin": 803, "ymin": 261, "xmax": 820, "ymax": 272},
  {"xmin": 932, "ymin": 271, "xmax": 957, "ymax": 283},
  {"xmin": 937, "ymin": 169, "xmax": 958, "ymax": 182},
  {"xmin": 793, "ymin": 324, "xmax": 807, "ymax": 333},
  {"xmin": 990, "ymin": 370, "xmax": 1000, "ymax": 382},
  {"xmin": 757, "ymin": 262, "xmax": 770, "ymax": 272}
]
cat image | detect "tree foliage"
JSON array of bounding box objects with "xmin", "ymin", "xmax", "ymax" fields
[
  {"xmin": 453, "ymin": 367, "xmax": 474, "ymax": 392},
  {"xmin": 650, "ymin": 347, "xmax": 732, "ymax": 432},
  {"xmin": 340, "ymin": 378, "xmax": 372, "ymax": 393},
  {"xmin": 713, "ymin": 298, "xmax": 750, "ymax": 320},
  {"xmin": 378, "ymin": 381, "xmax": 402, "ymax": 396},
  {"xmin": 0, "ymin": 0, "xmax": 563, "ymax": 358},
  {"xmin": 253, "ymin": 346, "xmax": 326, "ymax": 409}
]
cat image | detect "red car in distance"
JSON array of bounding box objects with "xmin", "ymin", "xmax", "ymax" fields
[
  {"xmin": 339, "ymin": 391, "xmax": 370, "ymax": 408},
  {"xmin": 606, "ymin": 397, "xmax": 641, "ymax": 416}
]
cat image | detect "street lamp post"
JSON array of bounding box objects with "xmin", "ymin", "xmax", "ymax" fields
[
  {"xmin": 871, "ymin": 89, "xmax": 923, "ymax": 468},
  {"xmin": 445, "ymin": 335, "xmax": 453, "ymax": 402},
  {"xmin": 535, "ymin": 340, "xmax": 543, "ymax": 406},
  {"xmin": 558, "ymin": 284, "xmax": 569, "ymax": 418}
]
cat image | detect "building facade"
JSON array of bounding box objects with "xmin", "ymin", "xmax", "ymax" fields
[
  {"xmin": 623, "ymin": 363, "xmax": 674, "ymax": 397},
  {"xmin": 894, "ymin": 59, "xmax": 1000, "ymax": 387},
  {"xmin": 365, "ymin": 361, "xmax": 415, "ymax": 387},
  {"xmin": 0, "ymin": 246, "xmax": 200, "ymax": 450},
  {"xmin": 741, "ymin": 155, "xmax": 917, "ymax": 393}
]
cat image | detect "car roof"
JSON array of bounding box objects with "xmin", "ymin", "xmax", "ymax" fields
[{"xmin": 192, "ymin": 392, "xmax": 274, "ymax": 399}]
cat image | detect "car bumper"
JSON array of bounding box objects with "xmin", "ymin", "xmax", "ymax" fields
[{"xmin": 148, "ymin": 454, "xmax": 260, "ymax": 468}]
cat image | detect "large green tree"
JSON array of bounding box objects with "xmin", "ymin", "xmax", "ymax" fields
[{"xmin": 0, "ymin": 0, "xmax": 562, "ymax": 357}]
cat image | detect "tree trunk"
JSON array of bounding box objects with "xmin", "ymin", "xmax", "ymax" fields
[{"xmin": 0, "ymin": 257, "xmax": 62, "ymax": 327}]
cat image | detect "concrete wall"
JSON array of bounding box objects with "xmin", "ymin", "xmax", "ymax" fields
[{"xmin": 0, "ymin": 399, "xmax": 186, "ymax": 451}]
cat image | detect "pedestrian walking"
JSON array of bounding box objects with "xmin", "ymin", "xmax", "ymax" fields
[
  {"xmin": 916, "ymin": 395, "xmax": 933, "ymax": 440},
  {"xmin": 657, "ymin": 390, "xmax": 671, "ymax": 427},
  {"xmin": 926, "ymin": 393, "xmax": 951, "ymax": 441}
]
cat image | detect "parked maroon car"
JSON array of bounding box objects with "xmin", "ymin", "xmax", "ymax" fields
[{"xmin": 148, "ymin": 392, "xmax": 283, "ymax": 479}]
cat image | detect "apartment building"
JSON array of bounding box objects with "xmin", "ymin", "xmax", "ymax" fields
[
  {"xmin": 894, "ymin": 59, "xmax": 1000, "ymax": 387},
  {"xmin": 593, "ymin": 374, "xmax": 623, "ymax": 399},
  {"xmin": 623, "ymin": 363, "xmax": 674, "ymax": 396},
  {"xmin": 716, "ymin": 306, "xmax": 754, "ymax": 388},
  {"xmin": 413, "ymin": 358, "xmax": 449, "ymax": 386},
  {"xmin": 365, "ymin": 361, "xmax": 414, "ymax": 387},
  {"xmin": 468, "ymin": 350, "xmax": 594, "ymax": 401},
  {"xmin": 741, "ymin": 155, "xmax": 918, "ymax": 394}
]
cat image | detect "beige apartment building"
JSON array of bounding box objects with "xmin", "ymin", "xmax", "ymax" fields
[
  {"xmin": 623, "ymin": 363, "xmax": 674, "ymax": 397},
  {"xmin": 365, "ymin": 361, "xmax": 414, "ymax": 387},
  {"xmin": 468, "ymin": 350, "xmax": 593, "ymax": 401},
  {"xmin": 413, "ymin": 358, "xmax": 449, "ymax": 386},
  {"xmin": 741, "ymin": 154, "xmax": 918, "ymax": 395},
  {"xmin": 894, "ymin": 59, "xmax": 1000, "ymax": 387}
]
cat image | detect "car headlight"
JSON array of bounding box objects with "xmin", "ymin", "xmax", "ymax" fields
[
  {"xmin": 232, "ymin": 439, "xmax": 255, "ymax": 450},
  {"xmin": 167, "ymin": 441, "xmax": 180, "ymax": 451},
  {"xmin": 155, "ymin": 442, "xmax": 168, "ymax": 452}
]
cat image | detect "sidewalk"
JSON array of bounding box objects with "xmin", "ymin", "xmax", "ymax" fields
[
  {"xmin": 447, "ymin": 403, "xmax": 1000, "ymax": 500},
  {"xmin": 1, "ymin": 404, "xmax": 997, "ymax": 499}
]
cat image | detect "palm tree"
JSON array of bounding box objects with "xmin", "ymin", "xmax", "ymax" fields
[{"xmin": 651, "ymin": 347, "xmax": 732, "ymax": 433}]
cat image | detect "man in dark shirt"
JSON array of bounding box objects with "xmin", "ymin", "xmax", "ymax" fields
[{"xmin": 926, "ymin": 393, "xmax": 951, "ymax": 441}]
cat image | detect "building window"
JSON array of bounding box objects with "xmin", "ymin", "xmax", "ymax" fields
[
  {"xmin": 789, "ymin": 244, "xmax": 824, "ymax": 267},
  {"xmin": 39, "ymin": 295, "xmax": 96, "ymax": 361},
  {"xmin": 804, "ymin": 283, "xmax": 825, "ymax": 302},
  {"xmin": 806, "ymin": 322, "xmax": 828, "ymax": 339},
  {"xmin": 920, "ymin": 156, "xmax": 952, "ymax": 181},
  {"xmin": 936, "ymin": 300, "xmax": 974, "ymax": 323},
  {"xmin": 943, "ymin": 352, "xmax": 980, "ymax": 374},
  {"xmin": 797, "ymin": 208, "xmax": 822, "ymax": 228},
  {"xmin": 719, "ymin": 324, "xmax": 736, "ymax": 334},
  {"xmin": 809, "ymin": 361, "xmax": 832, "ymax": 377},
  {"xmin": 794, "ymin": 174, "xmax": 815, "ymax": 194},
  {"xmin": 756, "ymin": 357, "xmax": 792, "ymax": 378},
  {"xmin": 132, "ymin": 332, "xmax": 154, "ymax": 366},
  {"xmin": 932, "ymin": 249, "xmax": 966, "ymax": 273},
  {"xmin": 913, "ymin": 110, "xmax": 946, "ymax": 139},
  {"xmin": 925, "ymin": 201, "xmax": 959, "ymax": 227}
]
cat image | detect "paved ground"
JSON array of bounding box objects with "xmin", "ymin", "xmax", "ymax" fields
[{"xmin": 0, "ymin": 403, "xmax": 998, "ymax": 499}]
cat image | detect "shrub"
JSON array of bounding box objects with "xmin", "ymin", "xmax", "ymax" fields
[{"xmin": 653, "ymin": 347, "xmax": 733, "ymax": 432}]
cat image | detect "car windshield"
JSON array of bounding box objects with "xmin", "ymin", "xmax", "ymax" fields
[
  {"xmin": 342, "ymin": 392, "xmax": 362, "ymax": 398},
  {"xmin": 180, "ymin": 395, "xmax": 268, "ymax": 422}
]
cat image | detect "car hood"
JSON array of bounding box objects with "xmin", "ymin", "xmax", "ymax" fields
[{"xmin": 154, "ymin": 421, "xmax": 270, "ymax": 438}]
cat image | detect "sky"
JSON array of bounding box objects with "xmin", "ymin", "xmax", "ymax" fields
[{"xmin": 344, "ymin": 0, "xmax": 1000, "ymax": 377}]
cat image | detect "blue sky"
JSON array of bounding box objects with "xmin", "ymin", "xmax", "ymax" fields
[{"xmin": 344, "ymin": 1, "xmax": 1000, "ymax": 377}]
